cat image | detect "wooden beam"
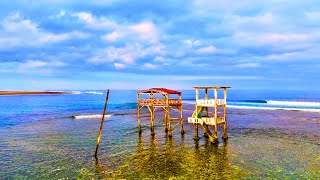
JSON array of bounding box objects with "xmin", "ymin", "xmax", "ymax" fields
[{"xmin": 94, "ymin": 89, "xmax": 110, "ymax": 158}]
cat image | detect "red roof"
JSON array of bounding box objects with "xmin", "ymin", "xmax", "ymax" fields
[{"xmin": 138, "ymin": 88, "xmax": 181, "ymax": 95}]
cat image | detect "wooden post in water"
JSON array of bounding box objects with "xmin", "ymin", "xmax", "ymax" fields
[
  {"xmin": 213, "ymin": 88, "xmax": 218, "ymax": 143},
  {"xmin": 222, "ymin": 88, "xmax": 228, "ymax": 140},
  {"xmin": 137, "ymin": 93, "xmax": 142, "ymax": 134},
  {"xmin": 179, "ymin": 93, "xmax": 185, "ymax": 134},
  {"xmin": 194, "ymin": 88, "xmax": 199, "ymax": 140},
  {"xmin": 94, "ymin": 89, "xmax": 110, "ymax": 158},
  {"xmin": 204, "ymin": 88, "xmax": 209, "ymax": 138}
]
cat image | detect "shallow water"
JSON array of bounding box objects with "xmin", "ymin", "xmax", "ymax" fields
[{"xmin": 0, "ymin": 91, "xmax": 320, "ymax": 179}]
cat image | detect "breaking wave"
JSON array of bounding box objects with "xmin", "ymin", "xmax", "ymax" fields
[
  {"xmin": 84, "ymin": 91, "xmax": 104, "ymax": 95},
  {"xmin": 266, "ymin": 100, "xmax": 320, "ymax": 107},
  {"xmin": 183, "ymin": 100, "xmax": 320, "ymax": 112},
  {"xmin": 72, "ymin": 114, "xmax": 112, "ymax": 119}
]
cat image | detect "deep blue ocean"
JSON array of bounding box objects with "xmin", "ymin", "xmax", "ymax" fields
[{"xmin": 1, "ymin": 90, "xmax": 320, "ymax": 128}]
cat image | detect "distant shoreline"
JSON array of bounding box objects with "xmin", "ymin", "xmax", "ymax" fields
[{"xmin": 0, "ymin": 91, "xmax": 70, "ymax": 96}]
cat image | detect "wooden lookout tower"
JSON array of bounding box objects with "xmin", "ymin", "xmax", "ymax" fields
[
  {"xmin": 188, "ymin": 86, "xmax": 231, "ymax": 143},
  {"xmin": 137, "ymin": 88, "xmax": 184, "ymax": 137}
]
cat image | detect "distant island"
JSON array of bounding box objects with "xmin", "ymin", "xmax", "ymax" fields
[{"xmin": 0, "ymin": 91, "xmax": 70, "ymax": 95}]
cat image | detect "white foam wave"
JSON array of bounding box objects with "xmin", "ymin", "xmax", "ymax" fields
[
  {"xmin": 228, "ymin": 105, "xmax": 320, "ymax": 112},
  {"xmin": 70, "ymin": 91, "xmax": 82, "ymax": 94},
  {"xmin": 73, "ymin": 114, "xmax": 112, "ymax": 119},
  {"xmin": 84, "ymin": 91, "xmax": 103, "ymax": 95},
  {"xmin": 267, "ymin": 100, "xmax": 320, "ymax": 107}
]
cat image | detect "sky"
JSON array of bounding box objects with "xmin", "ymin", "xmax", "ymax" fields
[{"xmin": 0, "ymin": 0, "xmax": 320, "ymax": 90}]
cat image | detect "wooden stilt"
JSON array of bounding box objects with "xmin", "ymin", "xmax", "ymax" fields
[
  {"xmin": 194, "ymin": 124, "xmax": 199, "ymax": 140},
  {"xmin": 194, "ymin": 88, "xmax": 200, "ymax": 140},
  {"xmin": 179, "ymin": 94, "xmax": 184, "ymax": 134},
  {"xmin": 164, "ymin": 107, "xmax": 168, "ymax": 133},
  {"xmin": 137, "ymin": 93, "xmax": 142, "ymax": 134},
  {"xmin": 167, "ymin": 106, "xmax": 172, "ymax": 137},
  {"xmin": 94, "ymin": 89, "xmax": 110, "ymax": 158},
  {"xmin": 204, "ymin": 88, "xmax": 209, "ymax": 138},
  {"xmin": 213, "ymin": 88, "xmax": 219, "ymax": 142},
  {"xmin": 180, "ymin": 106, "xmax": 184, "ymax": 134},
  {"xmin": 150, "ymin": 93, "xmax": 155, "ymax": 135},
  {"xmin": 222, "ymin": 88, "xmax": 228, "ymax": 140}
]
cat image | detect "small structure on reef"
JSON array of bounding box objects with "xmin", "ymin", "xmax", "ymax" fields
[
  {"xmin": 188, "ymin": 86, "xmax": 231, "ymax": 143},
  {"xmin": 137, "ymin": 88, "xmax": 184, "ymax": 136}
]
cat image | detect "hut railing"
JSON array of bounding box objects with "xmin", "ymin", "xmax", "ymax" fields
[
  {"xmin": 196, "ymin": 99, "xmax": 225, "ymax": 106},
  {"xmin": 188, "ymin": 117, "xmax": 225, "ymax": 125},
  {"xmin": 139, "ymin": 98, "xmax": 181, "ymax": 106}
]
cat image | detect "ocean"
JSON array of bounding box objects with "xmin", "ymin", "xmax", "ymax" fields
[{"xmin": 0, "ymin": 90, "xmax": 319, "ymax": 179}]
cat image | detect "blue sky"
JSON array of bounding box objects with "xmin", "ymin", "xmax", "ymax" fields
[{"xmin": 0, "ymin": 0, "xmax": 320, "ymax": 90}]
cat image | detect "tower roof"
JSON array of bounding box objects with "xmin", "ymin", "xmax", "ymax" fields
[{"xmin": 138, "ymin": 88, "xmax": 181, "ymax": 95}]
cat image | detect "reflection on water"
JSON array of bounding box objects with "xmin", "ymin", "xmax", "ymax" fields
[{"xmin": 93, "ymin": 133, "xmax": 246, "ymax": 179}]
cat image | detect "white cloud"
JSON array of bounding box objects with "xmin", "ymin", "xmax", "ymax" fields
[
  {"xmin": 173, "ymin": 75, "xmax": 261, "ymax": 80},
  {"xmin": 113, "ymin": 63, "xmax": 126, "ymax": 69},
  {"xmin": 102, "ymin": 31, "xmax": 121, "ymax": 42},
  {"xmin": 57, "ymin": 10, "xmax": 66, "ymax": 17},
  {"xmin": 305, "ymin": 11, "xmax": 320, "ymax": 22},
  {"xmin": 267, "ymin": 52, "xmax": 301, "ymax": 60},
  {"xmin": 196, "ymin": 45, "xmax": 217, "ymax": 54},
  {"xmin": 88, "ymin": 43, "xmax": 165, "ymax": 64},
  {"xmin": 0, "ymin": 13, "xmax": 90, "ymax": 49},
  {"xmin": 74, "ymin": 12, "xmax": 117, "ymax": 30},
  {"xmin": 143, "ymin": 63, "xmax": 157, "ymax": 69},
  {"xmin": 18, "ymin": 60, "xmax": 65, "ymax": 70},
  {"xmin": 19, "ymin": 60, "xmax": 47, "ymax": 70},
  {"xmin": 233, "ymin": 32, "xmax": 312, "ymax": 47},
  {"xmin": 101, "ymin": 21, "xmax": 160, "ymax": 44},
  {"xmin": 129, "ymin": 22, "xmax": 159, "ymax": 43},
  {"xmin": 235, "ymin": 63, "xmax": 260, "ymax": 68},
  {"xmin": 154, "ymin": 56, "xmax": 166, "ymax": 62},
  {"xmin": 232, "ymin": 13, "xmax": 274, "ymax": 26}
]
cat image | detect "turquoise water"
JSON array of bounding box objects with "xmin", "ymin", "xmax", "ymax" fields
[{"xmin": 0, "ymin": 90, "xmax": 319, "ymax": 179}]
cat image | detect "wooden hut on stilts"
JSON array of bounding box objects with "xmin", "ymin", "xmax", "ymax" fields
[
  {"xmin": 137, "ymin": 88, "xmax": 184, "ymax": 137},
  {"xmin": 188, "ymin": 86, "xmax": 230, "ymax": 143}
]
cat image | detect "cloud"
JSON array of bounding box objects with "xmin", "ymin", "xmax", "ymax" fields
[
  {"xmin": 101, "ymin": 21, "xmax": 160, "ymax": 44},
  {"xmin": 196, "ymin": 45, "xmax": 217, "ymax": 54},
  {"xmin": 143, "ymin": 63, "xmax": 157, "ymax": 69},
  {"xmin": 73, "ymin": 12, "xmax": 117, "ymax": 30},
  {"xmin": 18, "ymin": 60, "xmax": 65, "ymax": 70},
  {"xmin": 88, "ymin": 43, "xmax": 165, "ymax": 65},
  {"xmin": 19, "ymin": 60, "xmax": 47, "ymax": 69},
  {"xmin": 173, "ymin": 75, "xmax": 262, "ymax": 80},
  {"xmin": 129, "ymin": 22, "xmax": 159, "ymax": 43},
  {"xmin": 0, "ymin": 12, "xmax": 90, "ymax": 50},
  {"xmin": 235, "ymin": 63, "xmax": 260, "ymax": 68},
  {"xmin": 113, "ymin": 63, "xmax": 126, "ymax": 70},
  {"xmin": 154, "ymin": 56, "xmax": 166, "ymax": 62},
  {"xmin": 305, "ymin": 11, "xmax": 320, "ymax": 22},
  {"xmin": 102, "ymin": 31, "xmax": 121, "ymax": 42},
  {"xmin": 2, "ymin": 1, "xmax": 320, "ymax": 90},
  {"xmin": 267, "ymin": 52, "xmax": 301, "ymax": 60}
]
